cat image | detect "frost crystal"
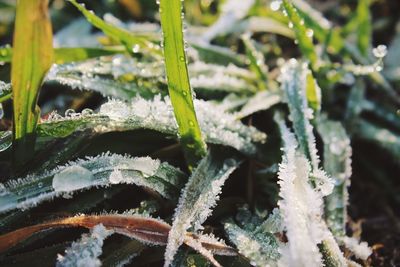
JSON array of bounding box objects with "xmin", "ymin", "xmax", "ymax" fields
[
  {"xmin": 57, "ymin": 224, "xmax": 113, "ymax": 267},
  {"xmin": 341, "ymin": 236, "xmax": 372, "ymax": 260},
  {"xmin": 164, "ymin": 151, "xmax": 240, "ymax": 267}
]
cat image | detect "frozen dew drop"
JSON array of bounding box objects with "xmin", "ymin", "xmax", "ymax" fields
[
  {"xmin": 375, "ymin": 65, "xmax": 383, "ymax": 72},
  {"xmin": 132, "ymin": 44, "xmax": 140, "ymax": 54},
  {"xmin": 52, "ymin": 165, "xmax": 94, "ymax": 192},
  {"xmin": 81, "ymin": 108, "xmax": 94, "ymax": 116},
  {"xmin": 270, "ymin": 0, "xmax": 282, "ymax": 11},
  {"xmin": 65, "ymin": 108, "xmax": 76, "ymax": 117},
  {"xmin": 306, "ymin": 29, "xmax": 314, "ymax": 38},
  {"xmin": 288, "ymin": 22, "xmax": 294, "ymax": 29},
  {"xmin": 372, "ymin": 44, "xmax": 387, "ymax": 58}
]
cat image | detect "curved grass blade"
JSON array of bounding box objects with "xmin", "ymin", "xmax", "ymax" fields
[
  {"xmin": 281, "ymin": 0, "xmax": 319, "ymax": 71},
  {"xmin": 159, "ymin": 0, "xmax": 207, "ymax": 166},
  {"xmin": 38, "ymin": 97, "xmax": 266, "ymax": 155},
  {"xmin": 1, "ymin": 46, "xmax": 127, "ymax": 65},
  {"xmin": 0, "ymin": 153, "xmax": 186, "ymax": 213},
  {"xmin": 11, "ymin": 0, "xmax": 53, "ymax": 159},
  {"xmin": 0, "ymin": 214, "xmax": 236, "ymax": 263},
  {"xmin": 37, "ymin": 97, "xmax": 266, "ymax": 155},
  {"xmin": 164, "ymin": 148, "xmax": 241, "ymax": 266},
  {"xmin": 68, "ymin": 0, "xmax": 160, "ymax": 57}
]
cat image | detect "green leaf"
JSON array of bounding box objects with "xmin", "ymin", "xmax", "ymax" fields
[
  {"xmin": 0, "ymin": 153, "xmax": 186, "ymax": 213},
  {"xmin": 1, "ymin": 46, "xmax": 126, "ymax": 65},
  {"xmin": 159, "ymin": 0, "xmax": 207, "ymax": 166},
  {"xmin": 305, "ymin": 71, "xmax": 321, "ymax": 115},
  {"xmin": 343, "ymin": 0, "xmax": 371, "ymax": 57},
  {"xmin": 11, "ymin": 0, "xmax": 53, "ymax": 143},
  {"xmin": 164, "ymin": 148, "xmax": 241, "ymax": 266},
  {"xmin": 241, "ymin": 34, "xmax": 268, "ymax": 88},
  {"xmin": 280, "ymin": 60, "xmax": 319, "ymax": 169},
  {"xmin": 68, "ymin": 0, "xmax": 161, "ymax": 57},
  {"xmin": 281, "ymin": 0, "xmax": 319, "ymax": 71},
  {"xmin": 317, "ymin": 116, "xmax": 351, "ymax": 238}
]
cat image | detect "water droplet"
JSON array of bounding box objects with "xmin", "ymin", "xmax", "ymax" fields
[
  {"xmin": 81, "ymin": 108, "xmax": 93, "ymax": 116},
  {"xmin": 270, "ymin": 0, "xmax": 281, "ymax": 11},
  {"xmin": 305, "ymin": 29, "xmax": 314, "ymax": 38},
  {"xmin": 38, "ymin": 182, "xmax": 43, "ymax": 188},
  {"xmin": 182, "ymin": 91, "xmax": 188, "ymax": 97},
  {"xmin": 52, "ymin": 165, "xmax": 94, "ymax": 192},
  {"xmin": 65, "ymin": 109, "xmax": 75, "ymax": 117},
  {"xmin": 179, "ymin": 56, "xmax": 185, "ymax": 62},
  {"xmin": 132, "ymin": 44, "xmax": 140, "ymax": 53},
  {"xmin": 329, "ymin": 143, "xmax": 342, "ymax": 155},
  {"xmin": 288, "ymin": 22, "xmax": 293, "ymax": 29},
  {"xmin": 188, "ymin": 120, "xmax": 195, "ymax": 127},
  {"xmin": 372, "ymin": 44, "xmax": 387, "ymax": 58}
]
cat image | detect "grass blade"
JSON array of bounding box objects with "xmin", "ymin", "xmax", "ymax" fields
[
  {"xmin": 159, "ymin": 0, "xmax": 207, "ymax": 166},
  {"xmin": 164, "ymin": 148, "xmax": 241, "ymax": 266},
  {"xmin": 11, "ymin": 0, "xmax": 53, "ymax": 161},
  {"xmin": 281, "ymin": 0, "xmax": 319, "ymax": 71},
  {"xmin": 317, "ymin": 117, "xmax": 351, "ymax": 238},
  {"xmin": 68, "ymin": 0, "xmax": 160, "ymax": 57}
]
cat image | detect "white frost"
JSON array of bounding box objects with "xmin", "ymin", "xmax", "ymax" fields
[
  {"xmin": 57, "ymin": 224, "xmax": 113, "ymax": 267},
  {"xmin": 341, "ymin": 236, "xmax": 372, "ymax": 260}
]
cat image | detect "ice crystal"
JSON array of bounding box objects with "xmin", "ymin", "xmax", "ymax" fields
[
  {"xmin": 57, "ymin": 224, "xmax": 113, "ymax": 267},
  {"xmin": 341, "ymin": 236, "xmax": 372, "ymax": 260},
  {"xmin": 163, "ymin": 151, "xmax": 240, "ymax": 266}
]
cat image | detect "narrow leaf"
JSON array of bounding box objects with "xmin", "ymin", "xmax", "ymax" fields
[
  {"xmin": 11, "ymin": 0, "xmax": 53, "ymax": 144},
  {"xmin": 37, "ymin": 97, "xmax": 266, "ymax": 156},
  {"xmin": 68, "ymin": 0, "xmax": 160, "ymax": 56},
  {"xmin": 164, "ymin": 149, "xmax": 241, "ymax": 266},
  {"xmin": 0, "ymin": 214, "xmax": 236, "ymax": 260},
  {"xmin": 159, "ymin": 0, "xmax": 207, "ymax": 166},
  {"xmin": 281, "ymin": 0, "xmax": 319, "ymax": 70}
]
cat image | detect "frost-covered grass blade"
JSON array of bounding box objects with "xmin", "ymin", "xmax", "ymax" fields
[
  {"xmin": 0, "ymin": 153, "xmax": 186, "ymax": 213},
  {"xmin": 164, "ymin": 148, "xmax": 241, "ymax": 266}
]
